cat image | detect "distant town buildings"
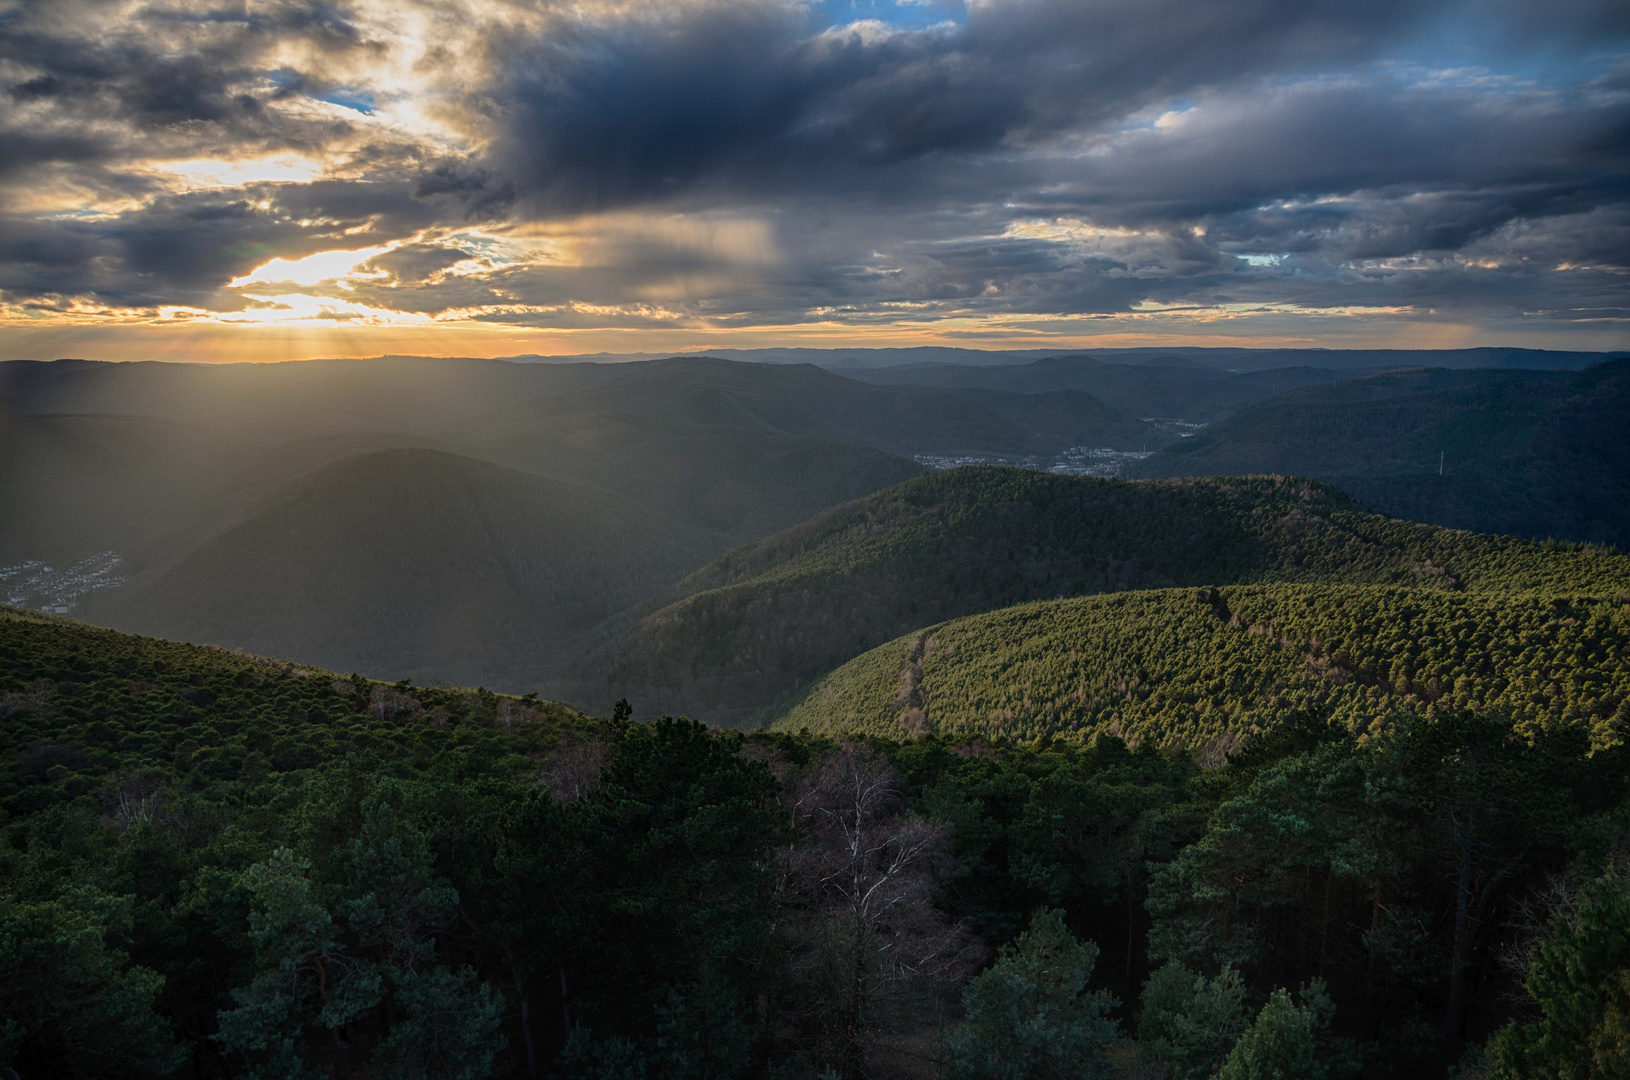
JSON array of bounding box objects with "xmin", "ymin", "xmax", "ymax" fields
[
  {"xmin": 915, "ymin": 446, "xmax": 1157, "ymax": 479},
  {"xmin": 0, "ymin": 551, "xmax": 125, "ymax": 612},
  {"xmin": 1047, "ymin": 447, "xmax": 1157, "ymax": 477},
  {"xmin": 912, "ymin": 418, "xmax": 1206, "ymax": 480}
]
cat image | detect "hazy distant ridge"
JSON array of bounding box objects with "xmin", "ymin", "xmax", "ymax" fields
[{"xmin": 505, "ymin": 345, "xmax": 1623, "ymax": 372}]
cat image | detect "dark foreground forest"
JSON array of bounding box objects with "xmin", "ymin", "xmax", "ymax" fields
[{"xmin": 5, "ymin": 607, "xmax": 1630, "ymax": 1079}]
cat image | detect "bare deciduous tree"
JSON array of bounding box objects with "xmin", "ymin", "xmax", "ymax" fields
[
  {"xmin": 368, "ymin": 685, "xmax": 421, "ymax": 723},
  {"xmin": 103, "ymin": 770, "xmax": 164, "ymax": 829},
  {"xmin": 786, "ymin": 744, "xmax": 984, "ymax": 1079},
  {"xmin": 537, "ymin": 735, "xmax": 609, "ymax": 802},
  {"xmin": 495, "ymin": 698, "xmax": 547, "ymax": 730}
]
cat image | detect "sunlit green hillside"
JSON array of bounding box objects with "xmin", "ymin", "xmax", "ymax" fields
[{"xmin": 772, "ymin": 584, "xmax": 1630, "ymax": 747}]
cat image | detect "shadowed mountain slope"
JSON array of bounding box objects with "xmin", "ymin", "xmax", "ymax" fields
[
  {"xmin": 87, "ymin": 449, "xmax": 721, "ymax": 689},
  {"xmin": 0, "ymin": 403, "xmax": 464, "ymax": 567},
  {"xmin": 568, "ymin": 467, "xmax": 1630, "ymax": 726},
  {"xmin": 11, "ymin": 355, "xmax": 1628, "ymax": 710},
  {"xmin": 770, "ymin": 583, "xmax": 1630, "ymax": 747},
  {"xmin": 1132, "ymin": 361, "xmax": 1630, "ymax": 546},
  {"xmin": 0, "ymin": 356, "xmax": 589, "ymax": 437}
]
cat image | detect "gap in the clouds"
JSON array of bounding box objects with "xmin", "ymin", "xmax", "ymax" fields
[
  {"xmin": 1382, "ymin": 7, "xmax": 1625, "ymax": 86},
  {"xmin": 445, "ymin": 233, "xmax": 524, "ymax": 268},
  {"xmin": 814, "ymin": 0, "xmax": 965, "ymax": 32},
  {"xmin": 1114, "ymin": 98, "xmax": 1199, "ymax": 133},
  {"xmin": 314, "ymin": 88, "xmax": 377, "ymax": 116},
  {"xmin": 262, "ymin": 67, "xmax": 377, "ymax": 115}
]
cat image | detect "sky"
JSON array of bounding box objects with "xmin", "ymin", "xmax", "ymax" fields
[{"xmin": 1, "ymin": 0, "xmax": 1626, "ymax": 362}]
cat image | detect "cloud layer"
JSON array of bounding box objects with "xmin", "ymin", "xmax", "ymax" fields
[{"xmin": 1, "ymin": 0, "xmax": 1626, "ymax": 353}]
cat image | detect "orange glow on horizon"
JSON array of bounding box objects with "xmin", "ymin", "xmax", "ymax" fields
[{"xmin": 2, "ymin": 310, "xmax": 1619, "ymax": 364}]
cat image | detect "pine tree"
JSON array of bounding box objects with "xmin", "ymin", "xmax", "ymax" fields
[
  {"xmin": 1487, "ymin": 869, "xmax": 1630, "ymax": 1079},
  {"xmin": 1138, "ymin": 961, "xmax": 1251, "ymax": 1079},
  {"xmin": 948, "ymin": 908, "xmax": 1120, "ymax": 1080},
  {"xmin": 1216, "ymin": 982, "xmax": 1337, "ymax": 1080}
]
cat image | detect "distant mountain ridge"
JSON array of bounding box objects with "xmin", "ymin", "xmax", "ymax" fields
[
  {"xmin": 0, "ymin": 353, "xmax": 1163, "ymax": 568},
  {"xmin": 501, "ymin": 346, "xmax": 1622, "ymax": 372}
]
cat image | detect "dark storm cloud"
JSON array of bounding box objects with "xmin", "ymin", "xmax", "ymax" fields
[
  {"xmin": 455, "ymin": 0, "xmax": 1630, "ymax": 334},
  {"xmin": 4, "ymin": 0, "xmax": 370, "ymax": 110},
  {"xmin": 482, "ymin": 0, "xmax": 1438, "ymax": 212},
  {"xmin": 965, "ymin": 70, "xmax": 1630, "ymax": 305},
  {"xmin": 0, "ymin": 0, "xmax": 1626, "ymax": 336}
]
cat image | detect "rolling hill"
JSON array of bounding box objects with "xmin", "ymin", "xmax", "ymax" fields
[
  {"xmin": 0, "ymin": 354, "xmax": 1145, "ymax": 465},
  {"xmin": 568, "ymin": 467, "xmax": 1630, "ymax": 726},
  {"xmin": 1132, "ymin": 361, "xmax": 1630, "ymax": 546},
  {"xmin": 0, "ymin": 356, "xmax": 932, "ymax": 544},
  {"xmin": 0, "ymin": 355, "xmax": 584, "ymax": 437},
  {"xmin": 84, "ymin": 449, "xmax": 721, "ymax": 689},
  {"xmin": 770, "ymin": 583, "xmax": 1630, "ymax": 748}
]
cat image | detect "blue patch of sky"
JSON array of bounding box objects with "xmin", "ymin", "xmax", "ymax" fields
[
  {"xmin": 261, "ymin": 69, "xmax": 378, "ymax": 113},
  {"xmin": 445, "ymin": 233, "xmax": 517, "ymax": 266},
  {"xmin": 314, "ymin": 88, "xmax": 377, "ymax": 115},
  {"xmin": 813, "ymin": 0, "xmax": 965, "ymax": 31},
  {"xmin": 1377, "ymin": 9, "xmax": 1626, "ymax": 87}
]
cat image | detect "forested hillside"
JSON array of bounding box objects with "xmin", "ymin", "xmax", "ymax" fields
[
  {"xmin": 576, "ymin": 467, "xmax": 1630, "ymax": 725},
  {"xmin": 0, "ymin": 605, "xmax": 589, "ymax": 811},
  {"xmin": 460, "ymin": 359, "xmax": 1142, "ymax": 535},
  {"xmin": 1134, "ymin": 361, "xmax": 1630, "ymax": 546},
  {"xmin": 0, "ymin": 410, "xmax": 242, "ymax": 564},
  {"xmin": 8, "ymin": 608, "xmax": 1630, "ymax": 1079},
  {"xmin": 773, "ymin": 584, "xmax": 1630, "ymax": 746}
]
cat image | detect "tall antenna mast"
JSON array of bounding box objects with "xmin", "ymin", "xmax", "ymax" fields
[{"xmin": 1439, "ymin": 451, "xmax": 1444, "ymax": 477}]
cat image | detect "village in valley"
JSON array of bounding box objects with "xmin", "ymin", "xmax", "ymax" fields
[{"xmin": 0, "ymin": 551, "xmax": 125, "ymax": 613}]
